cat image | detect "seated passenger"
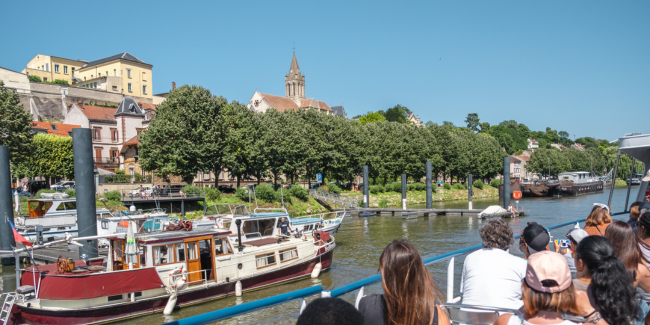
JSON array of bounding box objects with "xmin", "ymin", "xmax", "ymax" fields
[
  {"xmin": 574, "ymin": 236, "xmax": 639, "ymax": 325},
  {"xmin": 604, "ymin": 220, "xmax": 650, "ymax": 293},
  {"xmin": 358, "ymin": 240, "xmax": 450, "ymax": 325},
  {"xmin": 635, "ymin": 212, "xmax": 650, "ymax": 261},
  {"xmin": 554, "ymin": 225, "xmax": 588, "ymax": 275},
  {"xmin": 494, "ymin": 251, "xmax": 581, "ymax": 325},
  {"xmin": 628, "ymin": 201, "xmax": 642, "ymax": 232},
  {"xmin": 583, "ymin": 204, "xmax": 612, "ymax": 236},
  {"xmin": 461, "ymin": 219, "xmax": 526, "ymax": 310},
  {"xmin": 295, "ymin": 297, "xmax": 363, "ymax": 325},
  {"xmin": 519, "ymin": 222, "xmax": 550, "ymax": 258}
]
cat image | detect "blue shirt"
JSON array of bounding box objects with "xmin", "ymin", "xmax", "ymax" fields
[{"xmin": 278, "ymin": 220, "xmax": 290, "ymax": 235}]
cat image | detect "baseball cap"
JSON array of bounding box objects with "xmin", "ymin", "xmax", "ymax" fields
[
  {"xmin": 566, "ymin": 228, "xmax": 588, "ymax": 244},
  {"xmin": 642, "ymin": 170, "xmax": 650, "ymax": 182},
  {"xmin": 525, "ymin": 251, "xmax": 572, "ymax": 293},
  {"xmin": 640, "ymin": 201, "xmax": 650, "ymax": 215},
  {"xmin": 523, "ymin": 223, "xmax": 551, "ymax": 254}
]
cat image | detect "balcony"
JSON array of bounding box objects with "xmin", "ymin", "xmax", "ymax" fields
[{"xmin": 94, "ymin": 157, "xmax": 120, "ymax": 169}]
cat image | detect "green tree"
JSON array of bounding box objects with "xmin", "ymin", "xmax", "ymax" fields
[
  {"xmin": 139, "ymin": 85, "xmax": 228, "ymax": 185},
  {"xmin": 222, "ymin": 101, "xmax": 258, "ymax": 188},
  {"xmin": 13, "ymin": 134, "xmax": 73, "ymax": 181},
  {"xmin": 464, "ymin": 113, "xmax": 480, "ymax": 133},
  {"xmin": 384, "ymin": 104, "xmax": 409, "ymax": 124},
  {"xmin": 28, "ymin": 75, "xmax": 41, "ymax": 83},
  {"xmin": 358, "ymin": 111, "xmax": 386, "ymax": 124},
  {"xmin": 545, "ymin": 127, "xmax": 560, "ymax": 144},
  {"xmin": 0, "ymin": 81, "xmax": 33, "ymax": 167},
  {"xmin": 479, "ymin": 122, "xmax": 490, "ymax": 133},
  {"xmin": 527, "ymin": 148, "xmax": 570, "ymax": 176}
]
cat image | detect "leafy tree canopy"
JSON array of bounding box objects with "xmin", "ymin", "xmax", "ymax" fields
[
  {"xmin": 358, "ymin": 111, "xmax": 386, "ymax": 124},
  {"xmin": 0, "ymin": 80, "xmax": 33, "ymax": 166}
]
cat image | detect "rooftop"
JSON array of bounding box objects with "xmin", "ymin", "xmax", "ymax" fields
[
  {"xmin": 76, "ymin": 104, "xmax": 116, "ymax": 122},
  {"xmin": 81, "ymin": 52, "xmax": 150, "ymax": 69},
  {"xmin": 133, "ymin": 228, "xmax": 231, "ymax": 242},
  {"xmin": 32, "ymin": 122, "xmax": 80, "ymax": 137}
]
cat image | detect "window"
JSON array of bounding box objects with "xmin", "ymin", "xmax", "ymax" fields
[
  {"xmin": 94, "ymin": 82, "xmax": 97, "ymax": 88},
  {"xmin": 99, "ymin": 73, "xmax": 101, "ymax": 77},
  {"xmin": 43, "ymin": 77, "xmax": 48, "ymax": 82},
  {"xmin": 143, "ymin": 85, "xmax": 147, "ymax": 94},
  {"xmin": 279, "ymin": 247, "xmax": 298, "ymax": 262},
  {"xmin": 110, "ymin": 149, "xmax": 119, "ymax": 162},
  {"xmin": 256, "ymin": 252, "xmax": 276, "ymax": 268},
  {"xmin": 215, "ymin": 237, "xmax": 233, "ymax": 256},
  {"xmin": 54, "ymin": 64, "xmax": 59, "ymax": 73},
  {"xmin": 139, "ymin": 247, "xmax": 146, "ymax": 266},
  {"xmin": 93, "ymin": 128, "xmax": 101, "ymax": 140},
  {"xmin": 142, "ymin": 72, "xmax": 146, "ymax": 81},
  {"xmin": 50, "ymin": 124, "xmax": 57, "ymax": 131},
  {"xmin": 153, "ymin": 244, "xmax": 174, "ymax": 265},
  {"xmin": 128, "ymin": 83, "xmax": 132, "ymax": 92},
  {"xmin": 175, "ymin": 243, "xmax": 185, "ymax": 262},
  {"xmin": 94, "ymin": 148, "xmax": 102, "ymax": 160},
  {"xmin": 64, "ymin": 66, "xmax": 68, "ymax": 74},
  {"xmin": 101, "ymin": 220, "xmax": 109, "ymax": 229},
  {"xmin": 128, "ymin": 292, "xmax": 142, "ymax": 299},
  {"xmin": 107, "ymin": 294, "xmax": 123, "ymax": 301},
  {"xmin": 114, "ymin": 69, "xmax": 116, "ymax": 76},
  {"xmin": 111, "ymin": 129, "xmax": 118, "ymax": 142},
  {"xmin": 186, "ymin": 242, "xmax": 198, "ymax": 260},
  {"xmin": 91, "ymin": 75, "xmax": 93, "ymax": 78},
  {"xmin": 127, "ymin": 69, "xmax": 131, "ymax": 78},
  {"xmin": 45, "ymin": 63, "xmax": 49, "ymax": 72},
  {"xmin": 71, "ymin": 67, "xmax": 75, "ymax": 75},
  {"xmin": 112, "ymin": 86, "xmax": 118, "ymax": 91}
]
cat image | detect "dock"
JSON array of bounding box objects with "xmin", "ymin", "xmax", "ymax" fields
[{"xmin": 342, "ymin": 207, "xmax": 525, "ymax": 218}]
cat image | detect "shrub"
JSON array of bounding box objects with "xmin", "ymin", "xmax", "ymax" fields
[
  {"xmin": 389, "ymin": 182, "xmax": 402, "ymax": 192},
  {"xmin": 473, "ymin": 180, "xmax": 484, "ymax": 190},
  {"xmin": 327, "ymin": 183, "xmax": 342, "ymax": 194},
  {"xmin": 462, "ymin": 183, "xmax": 468, "ymax": 189},
  {"xmin": 114, "ymin": 169, "xmax": 125, "ymax": 175},
  {"xmin": 236, "ymin": 187, "xmax": 249, "ymax": 201},
  {"xmin": 289, "ymin": 186, "xmax": 309, "ymax": 202},
  {"xmin": 277, "ymin": 188, "xmax": 291, "ymax": 205},
  {"xmin": 358, "ymin": 198, "xmax": 364, "ymax": 207},
  {"xmin": 407, "ymin": 183, "xmax": 415, "ymax": 191},
  {"xmin": 378, "ymin": 198, "xmax": 390, "ymax": 208},
  {"xmin": 49, "ymin": 79, "xmax": 70, "ymax": 86},
  {"xmin": 369, "ymin": 185, "xmax": 381, "ymax": 194},
  {"xmin": 443, "ymin": 183, "xmax": 451, "ymax": 190},
  {"xmin": 182, "ymin": 185, "xmax": 201, "ymax": 195},
  {"xmin": 36, "ymin": 189, "xmax": 55, "ymax": 198},
  {"xmin": 255, "ymin": 184, "xmax": 277, "ymax": 203},
  {"xmin": 65, "ymin": 189, "xmax": 76, "ymax": 197},
  {"xmin": 412, "ymin": 183, "xmax": 426, "ymax": 191},
  {"xmin": 205, "ymin": 187, "xmax": 221, "ymax": 201},
  {"xmin": 453, "ymin": 183, "xmax": 464, "ymax": 190},
  {"xmin": 490, "ymin": 179, "xmax": 501, "ymax": 188},
  {"xmin": 104, "ymin": 190, "xmax": 122, "ymax": 201},
  {"xmin": 28, "ymin": 75, "xmax": 42, "ymax": 83}
]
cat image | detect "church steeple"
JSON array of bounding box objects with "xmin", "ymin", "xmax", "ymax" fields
[{"xmin": 285, "ymin": 52, "xmax": 305, "ymax": 103}]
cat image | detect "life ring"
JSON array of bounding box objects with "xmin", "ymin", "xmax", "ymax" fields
[{"xmin": 167, "ymin": 267, "xmax": 187, "ymax": 291}]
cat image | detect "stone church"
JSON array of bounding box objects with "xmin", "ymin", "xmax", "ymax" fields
[{"xmin": 248, "ymin": 53, "xmax": 332, "ymax": 114}]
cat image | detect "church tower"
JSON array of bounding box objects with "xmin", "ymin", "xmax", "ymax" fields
[{"xmin": 285, "ymin": 52, "xmax": 305, "ymax": 104}]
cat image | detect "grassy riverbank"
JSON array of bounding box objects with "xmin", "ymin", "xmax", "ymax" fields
[
  {"xmin": 175, "ymin": 194, "xmax": 330, "ymax": 219},
  {"xmin": 344, "ymin": 186, "xmax": 499, "ymax": 208}
]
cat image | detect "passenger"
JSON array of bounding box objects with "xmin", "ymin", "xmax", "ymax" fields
[
  {"xmin": 554, "ymin": 225, "xmax": 588, "ymax": 276},
  {"xmin": 574, "ymin": 236, "xmax": 639, "ymax": 325},
  {"xmin": 604, "ymin": 220, "xmax": 650, "ymax": 292},
  {"xmin": 583, "ymin": 204, "xmax": 612, "ymax": 236},
  {"xmin": 494, "ymin": 251, "xmax": 581, "ymax": 325},
  {"xmin": 179, "ymin": 188, "xmax": 186, "ymax": 198},
  {"xmin": 519, "ymin": 222, "xmax": 550, "ymax": 258},
  {"xmin": 295, "ymin": 297, "xmax": 364, "ymax": 325},
  {"xmin": 635, "ymin": 212, "xmax": 650, "ymax": 261},
  {"xmin": 461, "ymin": 220, "xmax": 526, "ymax": 310},
  {"xmin": 358, "ymin": 240, "xmax": 450, "ymax": 325},
  {"xmin": 277, "ymin": 217, "xmax": 292, "ymax": 236},
  {"xmin": 628, "ymin": 201, "xmax": 643, "ymax": 232},
  {"xmin": 507, "ymin": 204, "xmax": 519, "ymax": 218}
]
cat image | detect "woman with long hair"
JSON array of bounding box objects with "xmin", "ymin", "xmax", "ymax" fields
[
  {"xmin": 574, "ymin": 236, "xmax": 638, "ymax": 325},
  {"xmin": 494, "ymin": 251, "xmax": 582, "ymax": 325},
  {"xmin": 604, "ymin": 220, "xmax": 650, "ymax": 292},
  {"xmin": 358, "ymin": 240, "xmax": 449, "ymax": 325},
  {"xmin": 583, "ymin": 204, "xmax": 612, "ymax": 236},
  {"xmin": 635, "ymin": 211, "xmax": 650, "ymax": 261}
]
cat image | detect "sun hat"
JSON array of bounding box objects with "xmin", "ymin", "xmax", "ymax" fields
[
  {"xmin": 523, "ymin": 223, "xmax": 551, "ymax": 254},
  {"xmin": 566, "ymin": 228, "xmax": 588, "ymax": 244},
  {"xmin": 525, "ymin": 251, "xmax": 572, "ymax": 293},
  {"xmin": 642, "ymin": 170, "xmax": 650, "ymax": 182}
]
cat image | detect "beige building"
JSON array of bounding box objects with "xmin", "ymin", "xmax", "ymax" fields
[
  {"xmin": 0, "ymin": 66, "xmax": 30, "ymax": 93},
  {"xmin": 22, "ymin": 54, "xmax": 86, "ymax": 84},
  {"xmin": 74, "ymin": 52, "xmax": 153, "ymax": 99},
  {"xmin": 248, "ymin": 53, "xmax": 332, "ymax": 114}
]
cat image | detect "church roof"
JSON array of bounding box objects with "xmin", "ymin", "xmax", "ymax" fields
[
  {"xmin": 288, "ymin": 52, "xmax": 301, "ymax": 76},
  {"xmin": 260, "ymin": 93, "xmax": 299, "ymax": 111},
  {"xmin": 317, "ymin": 101, "xmax": 332, "ymax": 112}
]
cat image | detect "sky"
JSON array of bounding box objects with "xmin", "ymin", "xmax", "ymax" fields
[{"xmin": 1, "ymin": 1, "xmax": 648, "ymax": 141}]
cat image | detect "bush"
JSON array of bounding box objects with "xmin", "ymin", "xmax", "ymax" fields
[
  {"xmin": 453, "ymin": 183, "xmax": 464, "ymax": 190},
  {"xmin": 378, "ymin": 198, "xmax": 390, "ymax": 208},
  {"xmin": 277, "ymin": 188, "xmax": 291, "ymax": 205},
  {"xmin": 104, "ymin": 190, "xmax": 122, "ymax": 201},
  {"xmin": 36, "ymin": 189, "xmax": 56, "ymax": 198},
  {"xmin": 289, "ymin": 186, "xmax": 309, "ymax": 202},
  {"xmin": 490, "ymin": 179, "xmax": 501, "ymax": 188},
  {"xmin": 49, "ymin": 79, "xmax": 70, "ymax": 86},
  {"xmin": 182, "ymin": 184, "xmax": 201, "ymax": 196},
  {"xmin": 358, "ymin": 198, "xmax": 364, "ymax": 207},
  {"xmin": 236, "ymin": 187, "xmax": 249, "ymax": 201},
  {"xmin": 65, "ymin": 189, "xmax": 76, "ymax": 197},
  {"xmin": 205, "ymin": 187, "xmax": 221, "ymax": 201},
  {"xmin": 114, "ymin": 169, "xmax": 125, "ymax": 175},
  {"xmin": 462, "ymin": 183, "xmax": 468, "ymax": 190},
  {"xmin": 28, "ymin": 75, "xmax": 42, "ymax": 83},
  {"xmin": 369, "ymin": 185, "xmax": 385, "ymax": 194},
  {"xmin": 412, "ymin": 183, "xmax": 425, "ymax": 191},
  {"xmin": 443, "ymin": 183, "xmax": 451, "ymax": 190},
  {"xmin": 473, "ymin": 180, "xmax": 484, "ymax": 190},
  {"xmin": 388, "ymin": 182, "xmax": 402, "ymax": 192},
  {"xmin": 327, "ymin": 183, "xmax": 342, "ymax": 194},
  {"xmin": 255, "ymin": 184, "xmax": 277, "ymax": 203}
]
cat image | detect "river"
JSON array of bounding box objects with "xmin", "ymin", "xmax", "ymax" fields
[{"xmin": 1, "ymin": 187, "xmax": 640, "ymax": 324}]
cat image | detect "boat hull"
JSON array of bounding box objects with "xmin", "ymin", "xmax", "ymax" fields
[
  {"xmin": 559, "ymin": 181, "xmax": 604, "ymax": 196},
  {"xmin": 15, "ymin": 248, "xmax": 334, "ymax": 325}
]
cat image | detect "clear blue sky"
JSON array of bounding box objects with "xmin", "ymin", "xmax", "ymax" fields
[{"xmin": 2, "ymin": 1, "xmax": 648, "ymax": 141}]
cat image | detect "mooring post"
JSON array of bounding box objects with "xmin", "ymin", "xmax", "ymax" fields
[
  {"xmin": 181, "ymin": 200, "xmax": 185, "ymax": 217},
  {"xmin": 503, "ymin": 157, "xmax": 511, "ymax": 209},
  {"xmin": 426, "ymin": 161, "xmax": 432, "ymax": 209},
  {"xmin": 468, "ymin": 173, "xmax": 473, "ymax": 210},
  {"xmin": 401, "ymin": 174, "xmax": 407, "ymax": 210},
  {"xmin": 363, "ymin": 165, "xmax": 369, "ymax": 209},
  {"xmin": 0, "ymin": 146, "xmax": 15, "ymax": 265},
  {"xmin": 73, "ymin": 128, "xmax": 98, "ymax": 259}
]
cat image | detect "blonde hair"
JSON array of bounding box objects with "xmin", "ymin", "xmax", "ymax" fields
[
  {"xmin": 586, "ymin": 205, "xmax": 612, "ymax": 227},
  {"xmin": 521, "ymin": 281, "xmax": 581, "ymax": 318}
]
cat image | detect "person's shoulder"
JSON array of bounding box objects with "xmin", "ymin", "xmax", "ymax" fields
[
  {"xmin": 494, "ymin": 313, "xmax": 515, "ymax": 325},
  {"xmin": 359, "ymin": 294, "xmax": 384, "ymax": 311}
]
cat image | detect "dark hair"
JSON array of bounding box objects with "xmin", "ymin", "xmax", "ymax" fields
[
  {"xmin": 585, "ymin": 205, "xmax": 612, "ymax": 227},
  {"xmin": 631, "ymin": 201, "xmax": 643, "ymax": 209},
  {"xmin": 638, "ymin": 212, "xmax": 650, "ymax": 239},
  {"xmin": 576, "ymin": 236, "xmax": 638, "ymax": 325},
  {"xmin": 379, "ymin": 240, "xmax": 442, "ymax": 325},
  {"xmin": 295, "ymin": 298, "xmax": 364, "ymax": 325},
  {"xmin": 604, "ymin": 220, "xmax": 644, "ymax": 280},
  {"xmin": 480, "ymin": 219, "xmax": 514, "ymax": 249}
]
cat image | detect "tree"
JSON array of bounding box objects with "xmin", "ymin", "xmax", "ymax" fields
[
  {"xmin": 358, "ymin": 111, "xmax": 386, "ymax": 124},
  {"xmin": 139, "ymin": 85, "xmax": 228, "ymax": 185},
  {"xmin": 384, "ymin": 105, "xmax": 409, "ymax": 124},
  {"xmin": 545, "ymin": 127, "xmax": 560, "ymax": 144},
  {"xmin": 0, "ymin": 81, "xmax": 33, "ymax": 167},
  {"xmin": 527, "ymin": 148, "xmax": 570, "ymax": 176},
  {"xmin": 464, "ymin": 113, "xmax": 480, "ymax": 133},
  {"xmin": 222, "ymin": 101, "xmax": 258, "ymax": 188},
  {"xmin": 13, "ymin": 134, "xmax": 73, "ymax": 181},
  {"xmin": 28, "ymin": 75, "xmax": 41, "ymax": 83},
  {"xmin": 479, "ymin": 122, "xmax": 490, "ymax": 133}
]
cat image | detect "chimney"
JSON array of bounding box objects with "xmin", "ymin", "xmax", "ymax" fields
[{"xmin": 172, "ymin": 82, "xmax": 176, "ymax": 90}]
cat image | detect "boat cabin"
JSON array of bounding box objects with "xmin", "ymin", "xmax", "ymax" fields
[
  {"xmin": 558, "ymin": 171, "xmax": 594, "ymax": 183},
  {"xmin": 16, "ymin": 198, "xmax": 111, "ymax": 228},
  {"xmin": 224, "ymin": 212, "xmax": 324, "ymax": 243}
]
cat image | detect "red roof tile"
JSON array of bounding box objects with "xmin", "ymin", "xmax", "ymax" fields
[
  {"xmin": 138, "ymin": 102, "xmax": 156, "ymax": 110},
  {"xmin": 124, "ymin": 135, "xmax": 140, "ymax": 146},
  {"xmin": 317, "ymin": 101, "xmax": 332, "ymax": 111},
  {"xmin": 259, "ymin": 93, "xmax": 298, "ymax": 112},
  {"xmin": 78, "ymin": 105, "xmax": 117, "ymax": 121},
  {"xmin": 32, "ymin": 122, "xmax": 81, "ymax": 137}
]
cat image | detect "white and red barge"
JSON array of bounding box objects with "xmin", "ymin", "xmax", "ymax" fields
[{"xmin": 10, "ymin": 226, "xmax": 335, "ymax": 324}]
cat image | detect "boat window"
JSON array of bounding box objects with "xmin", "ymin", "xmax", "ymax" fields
[
  {"xmin": 128, "ymin": 292, "xmax": 142, "ymax": 298},
  {"xmin": 153, "ymin": 244, "xmax": 174, "ymax": 265},
  {"xmin": 139, "ymin": 247, "xmax": 146, "ymax": 266},
  {"xmin": 56, "ymin": 203, "xmax": 66, "ymax": 211},
  {"xmin": 186, "ymin": 242, "xmax": 198, "ymax": 260},
  {"xmin": 101, "ymin": 220, "xmax": 109, "ymax": 229},
  {"xmin": 215, "ymin": 237, "xmax": 233, "ymax": 256},
  {"xmin": 57, "ymin": 227, "xmax": 66, "ymax": 230},
  {"xmin": 64, "ymin": 202, "xmax": 76, "ymax": 209},
  {"xmin": 279, "ymin": 247, "xmax": 298, "ymax": 262},
  {"xmin": 107, "ymin": 294, "xmax": 123, "ymax": 301},
  {"xmin": 176, "ymin": 243, "xmax": 186, "ymax": 262},
  {"xmin": 256, "ymin": 252, "xmax": 276, "ymax": 269}
]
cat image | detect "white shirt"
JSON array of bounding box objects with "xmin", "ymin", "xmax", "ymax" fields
[
  {"xmin": 507, "ymin": 314, "xmax": 581, "ymax": 325},
  {"xmin": 461, "ymin": 248, "xmax": 527, "ymax": 310}
]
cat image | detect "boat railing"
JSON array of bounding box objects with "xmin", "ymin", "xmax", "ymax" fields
[
  {"xmin": 160, "ymin": 269, "xmax": 210, "ymax": 287},
  {"xmin": 291, "ymin": 210, "xmax": 346, "ymax": 221},
  {"xmin": 162, "ymin": 213, "xmax": 629, "ymax": 325}
]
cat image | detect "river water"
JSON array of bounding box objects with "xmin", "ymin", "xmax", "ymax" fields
[{"xmin": 1, "ymin": 187, "xmax": 640, "ymax": 325}]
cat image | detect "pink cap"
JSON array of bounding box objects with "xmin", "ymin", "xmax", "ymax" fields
[{"xmin": 525, "ymin": 251, "xmax": 572, "ymax": 293}]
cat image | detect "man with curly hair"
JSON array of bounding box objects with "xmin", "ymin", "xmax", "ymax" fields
[{"xmin": 460, "ymin": 219, "xmax": 526, "ymax": 310}]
